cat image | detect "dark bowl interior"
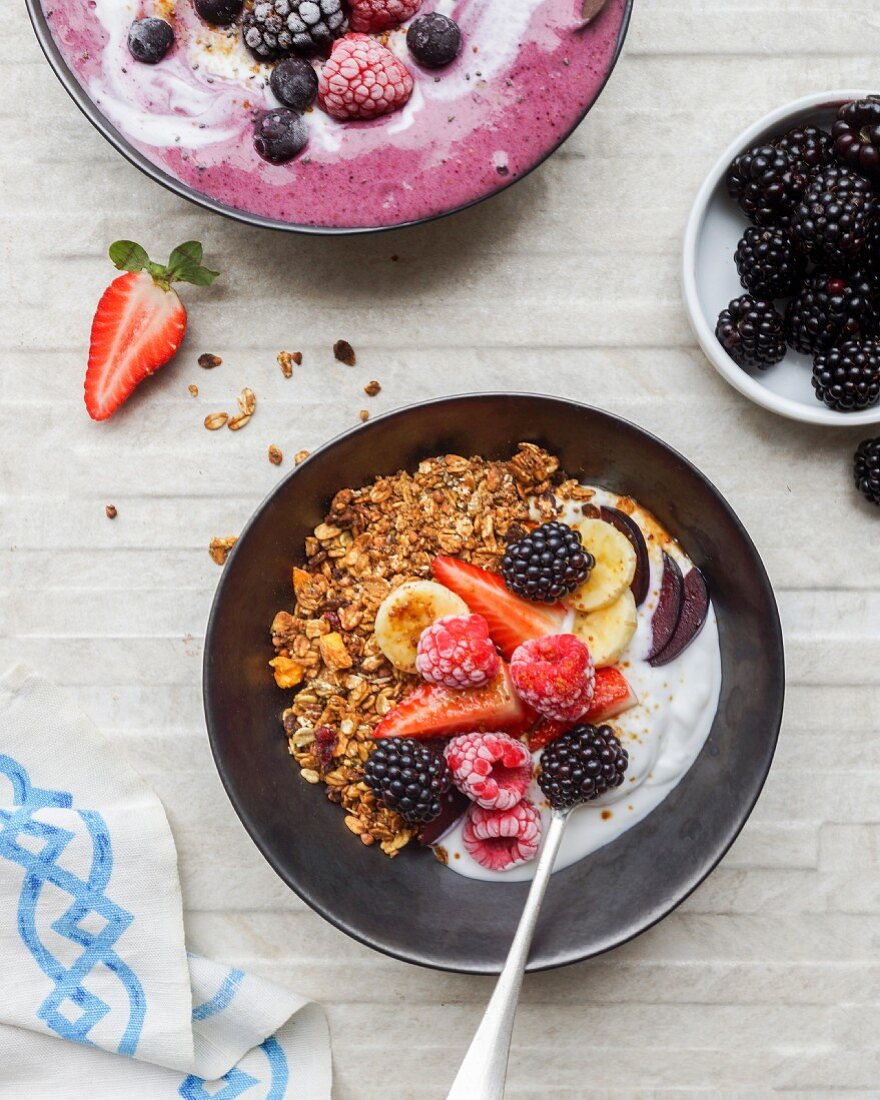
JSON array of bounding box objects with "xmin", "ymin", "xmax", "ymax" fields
[
  {"xmin": 25, "ymin": 0, "xmax": 633, "ymax": 235},
  {"xmin": 204, "ymin": 394, "xmax": 784, "ymax": 973}
]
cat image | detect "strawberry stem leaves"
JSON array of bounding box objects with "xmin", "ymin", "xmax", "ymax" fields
[{"xmin": 108, "ymin": 239, "xmax": 220, "ymax": 291}]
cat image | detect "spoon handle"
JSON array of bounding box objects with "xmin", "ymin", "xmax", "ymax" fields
[{"xmin": 445, "ymin": 809, "xmax": 570, "ymax": 1100}]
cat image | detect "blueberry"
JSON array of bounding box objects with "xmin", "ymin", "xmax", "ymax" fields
[
  {"xmin": 127, "ymin": 18, "xmax": 175, "ymax": 64},
  {"xmin": 193, "ymin": 0, "xmax": 245, "ymax": 25},
  {"xmin": 254, "ymin": 108, "xmax": 308, "ymax": 163},
  {"xmin": 270, "ymin": 58, "xmax": 318, "ymax": 112},
  {"xmin": 406, "ymin": 13, "xmax": 461, "ymax": 69}
]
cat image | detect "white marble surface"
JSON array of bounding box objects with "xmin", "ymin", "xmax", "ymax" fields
[{"xmin": 4, "ymin": 1, "xmax": 880, "ymax": 1095}]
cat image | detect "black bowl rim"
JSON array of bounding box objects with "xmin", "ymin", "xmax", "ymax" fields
[
  {"xmin": 203, "ymin": 392, "xmax": 785, "ymax": 974},
  {"xmin": 25, "ymin": 0, "xmax": 633, "ymax": 237}
]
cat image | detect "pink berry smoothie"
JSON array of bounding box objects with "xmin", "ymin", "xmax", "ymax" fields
[{"xmin": 40, "ymin": 0, "xmax": 629, "ymax": 229}]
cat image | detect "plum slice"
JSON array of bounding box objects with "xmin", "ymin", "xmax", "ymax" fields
[
  {"xmin": 649, "ymin": 567, "xmax": 709, "ymax": 667},
  {"xmin": 646, "ymin": 551, "xmax": 683, "ymax": 662},
  {"xmin": 419, "ymin": 787, "xmax": 470, "ymax": 848},
  {"xmin": 599, "ymin": 506, "xmax": 651, "ymax": 607}
]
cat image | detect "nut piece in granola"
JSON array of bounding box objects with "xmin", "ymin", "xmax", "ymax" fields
[
  {"xmin": 333, "ymin": 339, "xmax": 356, "ymax": 366},
  {"xmin": 209, "ymin": 536, "xmax": 237, "ymax": 565},
  {"xmin": 105, "ymin": 505, "xmax": 118, "ymax": 519},
  {"xmin": 364, "ymin": 380, "xmax": 381, "ymax": 396},
  {"xmin": 198, "ymin": 353, "xmax": 222, "ymax": 369}
]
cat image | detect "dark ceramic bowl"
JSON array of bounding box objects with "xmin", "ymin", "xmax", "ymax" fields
[
  {"xmin": 25, "ymin": 1, "xmax": 632, "ymax": 235},
  {"xmin": 204, "ymin": 394, "xmax": 784, "ymax": 973}
]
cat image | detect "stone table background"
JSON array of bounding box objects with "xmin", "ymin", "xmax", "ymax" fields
[{"xmin": 3, "ymin": 1, "xmax": 880, "ymax": 1095}]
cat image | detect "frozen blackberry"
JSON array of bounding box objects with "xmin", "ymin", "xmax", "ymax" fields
[
  {"xmin": 406, "ymin": 13, "xmax": 462, "ymax": 69},
  {"xmin": 363, "ymin": 738, "xmax": 452, "ymax": 825},
  {"xmin": 253, "ymin": 108, "xmax": 308, "ymax": 162},
  {"xmin": 128, "ymin": 18, "xmax": 174, "ymax": 64},
  {"xmin": 812, "ymin": 339, "xmax": 880, "ymax": 412},
  {"xmin": 538, "ymin": 724, "xmax": 629, "ymax": 810},
  {"xmin": 789, "ymin": 163, "xmax": 875, "ymax": 268},
  {"xmin": 726, "ymin": 143, "xmax": 807, "ymax": 228},
  {"xmin": 270, "ymin": 57, "xmax": 318, "ymax": 110},
  {"xmin": 775, "ymin": 124, "xmax": 833, "ymax": 174},
  {"xmin": 501, "ymin": 521, "xmax": 594, "ymax": 603},
  {"xmin": 715, "ymin": 295, "xmax": 786, "ymax": 370},
  {"xmin": 785, "ymin": 272, "xmax": 876, "ymax": 356},
  {"xmin": 832, "ymin": 98, "xmax": 880, "ymax": 180},
  {"xmin": 734, "ymin": 225, "xmax": 806, "ymax": 298},
  {"xmin": 243, "ymin": 0, "xmax": 347, "ymax": 61},
  {"xmin": 194, "ymin": 0, "xmax": 244, "ymax": 24},
  {"xmin": 854, "ymin": 437, "xmax": 880, "ymax": 505}
]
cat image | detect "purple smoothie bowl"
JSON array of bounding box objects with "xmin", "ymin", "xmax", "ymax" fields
[{"xmin": 26, "ymin": 0, "xmax": 633, "ymax": 234}]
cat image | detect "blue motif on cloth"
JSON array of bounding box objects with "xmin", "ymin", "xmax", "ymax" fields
[
  {"xmin": 0, "ymin": 753, "xmax": 145, "ymax": 1055},
  {"xmin": 178, "ymin": 1037, "xmax": 290, "ymax": 1100},
  {"xmin": 192, "ymin": 968, "xmax": 246, "ymax": 1021}
]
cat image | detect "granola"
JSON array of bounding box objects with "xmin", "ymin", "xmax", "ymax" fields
[{"xmin": 271, "ymin": 443, "xmax": 568, "ymax": 856}]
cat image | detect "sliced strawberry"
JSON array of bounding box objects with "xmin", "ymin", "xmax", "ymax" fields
[
  {"xmin": 373, "ymin": 664, "xmax": 534, "ymax": 741},
  {"xmin": 85, "ymin": 239, "xmax": 218, "ymax": 421},
  {"xmin": 586, "ymin": 666, "xmax": 639, "ymax": 721},
  {"xmin": 525, "ymin": 667, "xmax": 638, "ymax": 752},
  {"xmin": 431, "ymin": 557, "xmax": 565, "ymax": 660}
]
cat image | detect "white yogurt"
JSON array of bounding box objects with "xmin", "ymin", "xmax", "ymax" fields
[{"xmin": 439, "ymin": 488, "xmax": 723, "ymax": 882}]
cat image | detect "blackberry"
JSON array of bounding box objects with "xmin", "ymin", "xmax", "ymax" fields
[
  {"xmin": 406, "ymin": 13, "xmax": 462, "ymax": 69},
  {"xmin": 789, "ymin": 163, "xmax": 875, "ymax": 268},
  {"xmin": 538, "ymin": 724, "xmax": 629, "ymax": 810},
  {"xmin": 785, "ymin": 272, "xmax": 876, "ymax": 355},
  {"xmin": 253, "ymin": 108, "xmax": 308, "ymax": 162},
  {"xmin": 242, "ymin": 0, "xmax": 347, "ymax": 61},
  {"xmin": 194, "ymin": 0, "xmax": 244, "ymax": 24},
  {"xmin": 363, "ymin": 738, "xmax": 452, "ymax": 825},
  {"xmin": 726, "ymin": 143, "xmax": 806, "ymax": 228},
  {"xmin": 832, "ymin": 97, "xmax": 880, "ymax": 180},
  {"xmin": 811, "ymin": 339, "xmax": 880, "ymax": 412},
  {"xmin": 854, "ymin": 437, "xmax": 880, "ymax": 505},
  {"xmin": 127, "ymin": 18, "xmax": 174, "ymax": 64},
  {"xmin": 270, "ymin": 57, "xmax": 318, "ymax": 110},
  {"xmin": 715, "ymin": 295, "xmax": 786, "ymax": 370},
  {"xmin": 501, "ymin": 521, "xmax": 594, "ymax": 603},
  {"xmin": 775, "ymin": 124, "xmax": 834, "ymax": 174},
  {"xmin": 734, "ymin": 225, "xmax": 806, "ymax": 298}
]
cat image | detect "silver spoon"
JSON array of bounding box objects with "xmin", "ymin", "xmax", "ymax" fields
[{"xmin": 445, "ymin": 807, "xmax": 571, "ymax": 1100}]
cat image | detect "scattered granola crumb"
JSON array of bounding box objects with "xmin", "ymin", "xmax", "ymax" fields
[
  {"xmin": 268, "ymin": 444, "xmax": 283, "ymax": 466},
  {"xmin": 359, "ymin": 409, "xmax": 369, "ymax": 422},
  {"xmin": 295, "ymin": 450, "xmax": 310, "ymax": 465},
  {"xmin": 364, "ymin": 380, "xmax": 381, "ymax": 397},
  {"xmin": 209, "ymin": 536, "xmax": 237, "ymax": 565},
  {"xmin": 227, "ymin": 413, "xmax": 251, "ymax": 431},
  {"xmin": 238, "ymin": 388, "xmax": 256, "ymax": 417},
  {"xmin": 333, "ymin": 340, "xmax": 357, "ymax": 366},
  {"xmin": 204, "ymin": 412, "xmax": 229, "ymax": 430},
  {"xmin": 278, "ymin": 350, "xmax": 302, "ymax": 378},
  {"xmin": 433, "ymin": 845, "xmax": 449, "ymax": 865},
  {"xmin": 188, "ymin": 384, "xmax": 199, "ymax": 397},
  {"xmin": 105, "ymin": 505, "xmax": 117, "ymax": 520},
  {"xmin": 198, "ymin": 353, "xmax": 222, "ymax": 370}
]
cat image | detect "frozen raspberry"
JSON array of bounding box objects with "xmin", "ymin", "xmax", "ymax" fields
[
  {"xmin": 416, "ymin": 614, "xmax": 500, "ymax": 689},
  {"xmin": 462, "ymin": 800, "xmax": 542, "ymax": 871},
  {"xmin": 317, "ymin": 33, "xmax": 414, "ymax": 121},
  {"xmin": 444, "ymin": 731, "xmax": 532, "ymax": 810},
  {"xmin": 349, "ymin": 0, "xmax": 420, "ymax": 33},
  {"xmin": 509, "ymin": 634, "xmax": 595, "ymax": 722}
]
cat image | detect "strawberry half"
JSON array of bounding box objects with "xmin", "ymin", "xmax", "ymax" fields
[
  {"xmin": 431, "ymin": 557, "xmax": 565, "ymax": 660},
  {"xmin": 526, "ymin": 667, "xmax": 638, "ymax": 751},
  {"xmin": 85, "ymin": 240, "xmax": 218, "ymax": 421},
  {"xmin": 373, "ymin": 664, "xmax": 534, "ymax": 741}
]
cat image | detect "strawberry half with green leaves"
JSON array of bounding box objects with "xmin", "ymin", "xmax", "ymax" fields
[
  {"xmin": 431, "ymin": 556, "xmax": 565, "ymax": 660},
  {"xmin": 85, "ymin": 240, "xmax": 219, "ymax": 421}
]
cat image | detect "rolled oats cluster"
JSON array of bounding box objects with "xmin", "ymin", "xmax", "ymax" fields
[{"xmin": 271, "ymin": 443, "xmax": 592, "ymax": 856}]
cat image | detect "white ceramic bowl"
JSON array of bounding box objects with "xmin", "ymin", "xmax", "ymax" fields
[{"xmin": 683, "ymin": 89, "xmax": 880, "ymax": 426}]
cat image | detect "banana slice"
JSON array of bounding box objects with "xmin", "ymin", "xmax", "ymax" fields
[
  {"xmin": 567, "ymin": 518, "xmax": 637, "ymax": 613},
  {"xmin": 572, "ymin": 589, "xmax": 638, "ymax": 668},
  {"xmin": 374, "ymin": 580, "xmax": 469, "ymax": 673}
]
